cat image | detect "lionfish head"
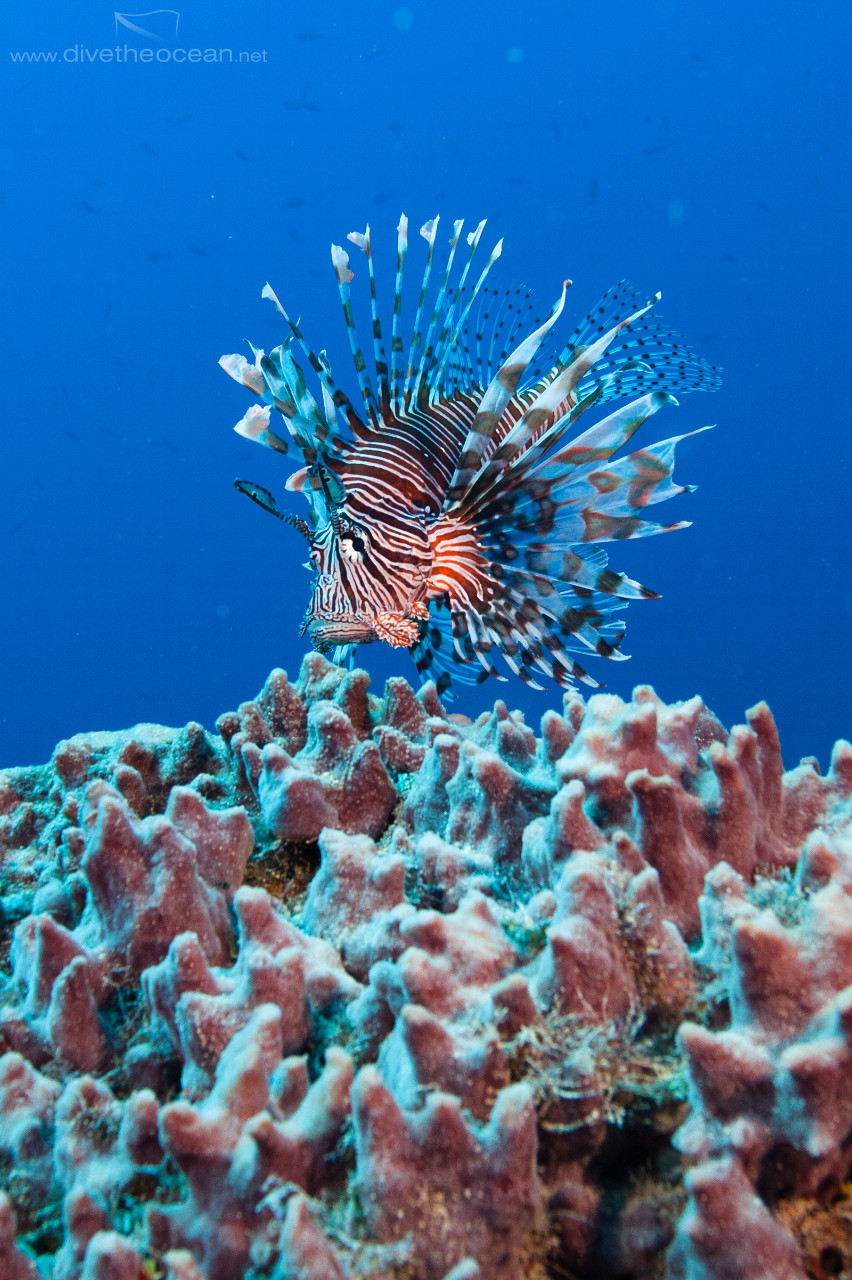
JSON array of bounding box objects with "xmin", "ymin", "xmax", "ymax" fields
[
  {"xmin": 302, "ymin": 507, "xmax": 431, "ymax": 652},
  {"xmin": 298, "ymin": 513, "xmax": 366, "ymax": 647}
]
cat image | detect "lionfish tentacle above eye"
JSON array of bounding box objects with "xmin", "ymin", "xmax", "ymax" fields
[
  {"xmin": 221, "ymin": 215, "xmax": 720, "ymax": 697},
  {"xmin": 233, "ymin": 480, "xmax": 313, "ymax": 541}
]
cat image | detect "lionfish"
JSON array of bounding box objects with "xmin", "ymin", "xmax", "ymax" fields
[{"xmin": 221, "ymin": 217, "xmax": 719, "ymax": 696}]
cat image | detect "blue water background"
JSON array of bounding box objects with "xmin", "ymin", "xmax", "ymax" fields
[{"xmin": 1, "ymin": 1, "xmax": 848, "ymax": 770}]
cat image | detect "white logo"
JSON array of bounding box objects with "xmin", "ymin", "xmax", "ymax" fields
[{"xmin": 113, "ymin": 10, "xmax": 180, "ymax": 41}]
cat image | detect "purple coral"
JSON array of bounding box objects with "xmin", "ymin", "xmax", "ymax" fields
[{"xmin": 2, "ymin": 655, "xmax": 852, "ymax": 1278}]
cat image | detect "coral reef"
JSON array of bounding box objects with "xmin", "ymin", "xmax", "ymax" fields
[{"xmin": 2, "ymin": 653, "xmax": 852, "ymax": 1278}]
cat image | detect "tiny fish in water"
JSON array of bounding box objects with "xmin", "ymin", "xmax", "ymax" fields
[{"xmin": 221, "ymin": 217, "xmax": 720, "ymax": 696}]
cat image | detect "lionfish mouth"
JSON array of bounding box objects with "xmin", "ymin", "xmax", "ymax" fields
[{"xmin": 308, "ymin": 616, "xmax": 379, "ymax": 650}]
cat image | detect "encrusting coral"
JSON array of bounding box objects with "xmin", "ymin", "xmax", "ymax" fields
[{"xmin": 2, "ymin": 653, "xmax": 852, "ymax": 1279}]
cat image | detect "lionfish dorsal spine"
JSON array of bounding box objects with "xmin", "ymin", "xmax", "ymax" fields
[
  {"xmin": 443, "ymin": 281, "xmax": 571, "ymax": 509},
  {"xmin": 431, "ymin": 229, "xmax": 504, "ymax": 402},
  {"xmin": 403, "ymin": 217, "xmax": 440, "ymax": 409},
  {"xmin": 389, "ymin": 215, "xmax": 409, "ymax": 415},
  {"xmin": 347, "ymin": 225, "xmax": 393, "ymax": 421},
  {"xmin": 411, "ymin": 218, "xmax": 464, "ymax": 408},
  {"xmin": 425, "ymin": 218, "xmax": 486, "ymax": 399},
  {"xmin": 331, "ymin": 242, "xmax": 382, "ymax": 430}
]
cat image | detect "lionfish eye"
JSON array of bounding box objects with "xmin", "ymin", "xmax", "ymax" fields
[{"xmin": 338, "ymin": 519, "xmax": 367, "ymax": 562}]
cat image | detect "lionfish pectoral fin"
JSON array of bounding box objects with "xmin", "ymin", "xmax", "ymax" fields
[
  {"xmin": 219, "ymin": 351, "xmax": 265, "ymax": 395},
  {"xmin": 408, "ymin": 599, "xmax": 495, "ymax": 698},
  {"xmin": 374, "ymin": 612, "xmax": 421, "ymax": 648},
  {"xmin": 443, "ymin": 281, "xmax": 571, "ymax": 508},
  {"xmin": 232, "ymin": 404, "xmax": 291, "ymax": 456}
]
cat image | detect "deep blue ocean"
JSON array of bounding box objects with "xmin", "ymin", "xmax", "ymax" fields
[{"xmin": 1, "ymin": 1, "xmax": 848, "ymax": 772}]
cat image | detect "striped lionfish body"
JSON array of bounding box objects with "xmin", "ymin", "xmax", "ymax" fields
[{"xmin": 221, "ymin": 217, "xmax": 720, "ymax": 696}]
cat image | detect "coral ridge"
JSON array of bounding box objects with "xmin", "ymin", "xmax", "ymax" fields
[{"xmin": 2, "ymin": 655, "xmax": 852, "ymax": 1278}]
